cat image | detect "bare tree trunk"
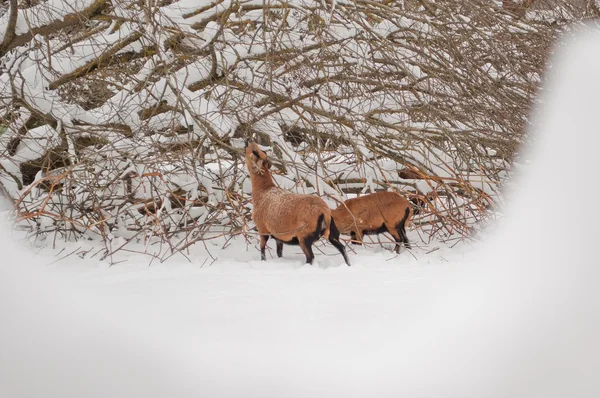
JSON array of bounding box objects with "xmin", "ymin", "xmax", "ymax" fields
[{"xmin": 1, "ymin": 0, "xmax": 107, "ymax": 57}]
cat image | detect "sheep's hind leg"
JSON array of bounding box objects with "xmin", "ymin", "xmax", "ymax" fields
[
  {"xmin": 396, "ymin": 208, "xmax": 412, "ymax": 251},
  {"xmin": 399, "ymin": 227, "xmax": 411, "ymax": 250},
  {"xmin": 388, "ymin": 223, "xmax": 411, "ymax": 253},
  {"xmin": 395, "ymin": 223, "xmax": 411, "ymax": 251},
  {"xmin": 329, "ymin": 218, "xmax": 351, "ymax": 266},
  {"xmin": 276, "ymin": 239, "xmax": 283, "ymax": 258},
  {"xmin": 385, "ymin": 223, "xmax": 404, "ymax": 254},
  {"xmin": 260, "ymin": 234, "xmax": 270, "ymax": 261}
]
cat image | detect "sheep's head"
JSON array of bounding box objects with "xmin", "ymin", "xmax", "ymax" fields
[{"xmin": 245, "ymin": 139, "xmax": 271, "ymax": 176}]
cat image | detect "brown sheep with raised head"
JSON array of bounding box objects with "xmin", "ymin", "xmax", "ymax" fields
[
  {"xmin": 244, "ymin": 139, "xmax": 350, "ymax": 266},
  {"xmin": 331, "ymin": 191, "xmax": 413, "ymax": 254}
]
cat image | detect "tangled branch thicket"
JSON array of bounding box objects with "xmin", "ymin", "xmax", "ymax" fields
[{"xmin": 0, "ymin": 0, "xmax": 592, "ymax": 260}]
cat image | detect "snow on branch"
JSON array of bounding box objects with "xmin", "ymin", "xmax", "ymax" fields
[
  {"xmin": 0, "ymin": 0, "xmax": 582, "ymax": 259},
  {"xmin": 0, "ymin": 0, "xmax": 107, "ymax": 56}
]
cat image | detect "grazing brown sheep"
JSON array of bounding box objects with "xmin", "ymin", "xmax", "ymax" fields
[
  {"xmin": 331, "ymin": 191, "xmax": 412, "ymax": 253},
  {"xmin": 244, "ymin": 139, "xmax": 350, "ymax": 266}
]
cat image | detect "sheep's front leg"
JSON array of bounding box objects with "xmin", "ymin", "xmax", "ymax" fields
[
  {"xmin": 299, "ymin": 240, "xmax": 315, "ymax": 264},
  {"xmin": 260, "ymin": 234, "xmax": 270, "ymax": 261},
  {"xmin": 276, "ymin": 240, "xmax": 283, "ymax": 258}
]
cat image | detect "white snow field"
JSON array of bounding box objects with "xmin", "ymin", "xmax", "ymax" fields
[{"xmin": 1, "ymin": 26, "xmax": 600, "ymax": 398}]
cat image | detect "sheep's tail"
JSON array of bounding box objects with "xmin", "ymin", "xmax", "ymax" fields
[{"xmin": 321, "ymin": 213, "xmax": 331, "ymax": 240}]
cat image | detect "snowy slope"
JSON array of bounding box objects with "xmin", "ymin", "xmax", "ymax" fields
[{"xmin": 1, "ymin": 24, "xmax": 600, "ymax": 398}]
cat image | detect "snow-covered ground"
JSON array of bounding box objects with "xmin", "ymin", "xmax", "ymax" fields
[{"xmin": 1, "ymin": 25, "xmax": 600, "ymax": 398}]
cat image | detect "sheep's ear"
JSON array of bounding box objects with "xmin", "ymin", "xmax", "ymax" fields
[
  {"xmin": 264, "ymin": 158, "xmax": 272, "ymax": 169},
  {"xmin": 244, "ymin": 138, "xmax": 250, "ymax": 148}
]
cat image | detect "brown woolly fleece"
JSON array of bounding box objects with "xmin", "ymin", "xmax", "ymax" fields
[{"xmin": 331, "ymin": 191, "xmax": 412, "ymax": 253}]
